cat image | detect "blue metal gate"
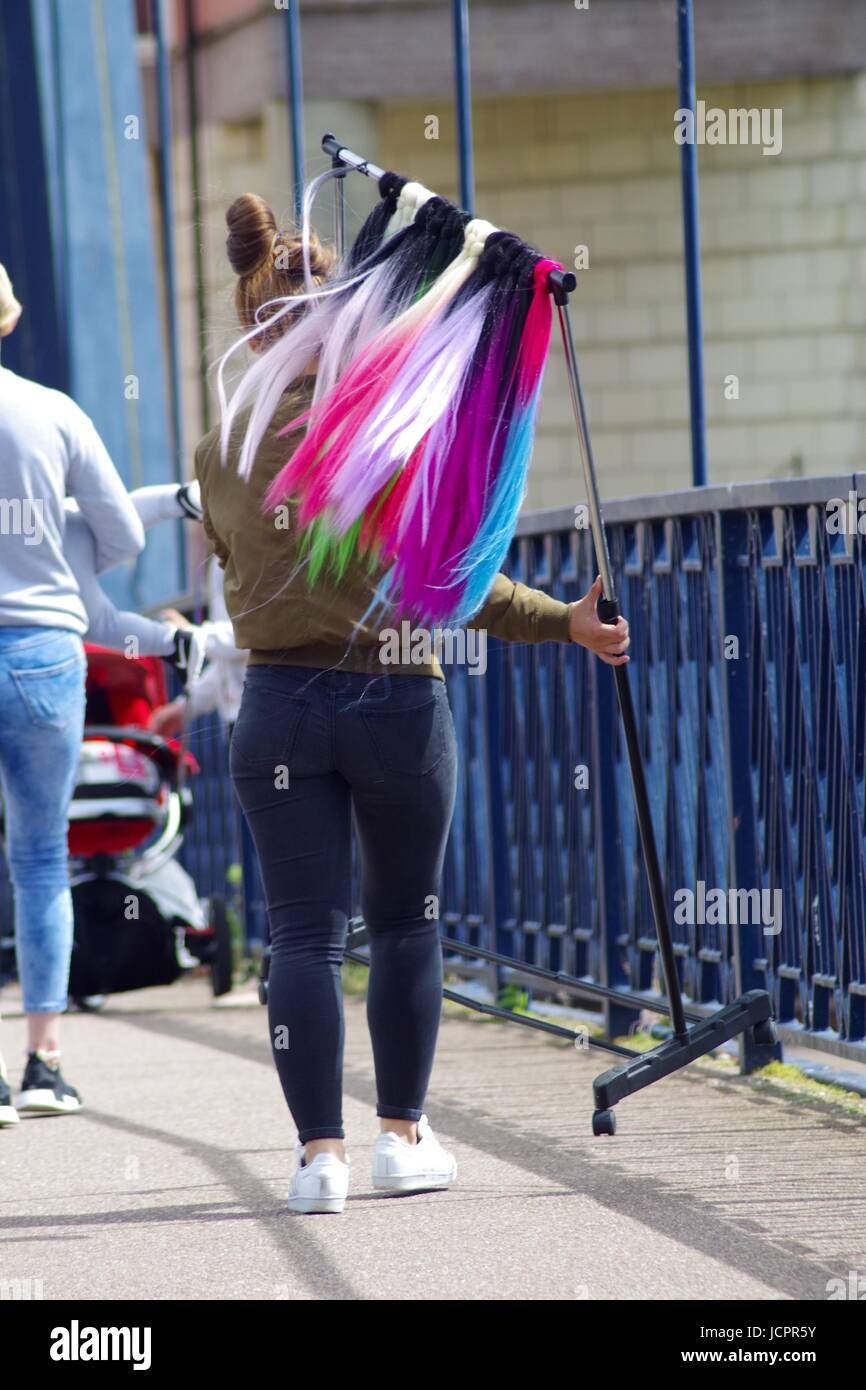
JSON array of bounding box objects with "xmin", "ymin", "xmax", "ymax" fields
[{"xmin": 181, "ymin": 472, "xmax": 866, "ymax": 1062}]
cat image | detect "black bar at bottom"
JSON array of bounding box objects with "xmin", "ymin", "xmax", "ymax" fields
[
  {"xmin": 344, "ymin": 949, "xmax": 638, "ymax": 1059},
  {"xmin": 593, "ymin": 990, "xmax": 773, "ymax": 1110}
]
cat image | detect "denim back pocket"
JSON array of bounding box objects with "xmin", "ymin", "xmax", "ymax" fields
[
  {"xmin": 11, "ymin": 649, "xmax": 86, "ymax": 732},
  {"xmin": 359, "ymin": 680, "xmax": 448, "ymax": 777},
  {"xmin": 230, "ymin": 681, "xmax": 310, "ymax": 773}
]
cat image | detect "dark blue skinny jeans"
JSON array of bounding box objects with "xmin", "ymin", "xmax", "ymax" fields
[{"xmin": 230, "ymin": 664, "xmax": 458, "ymax": 1143}]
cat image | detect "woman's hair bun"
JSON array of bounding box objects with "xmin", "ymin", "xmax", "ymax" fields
[
  {"xmin": 227, "ymin": 191, "xmax": 338, "ymax": 337},
  {"xmin": 272, "ymin": 227, "xmax": 333, "ymax": 279},
  {"xmin": 225, "ymin": 193, "xmax": 277, "ymax": 277}
]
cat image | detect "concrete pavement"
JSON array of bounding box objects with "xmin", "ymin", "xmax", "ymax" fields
[{"xmin": 1, "ymin": 977, "xmax": 864, "ymax": 1301}]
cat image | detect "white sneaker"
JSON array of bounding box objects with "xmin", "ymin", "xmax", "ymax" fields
[
  {"xmin": 0, "ymin": 1062, "xmax": 19, "ymax": 1128},
  {"xmin": 287, "ymin": 1143, "xmax": 350, "ymax": 1214},
  {"xmin": 372, "ymin": 1115, "xmax": 457, "ymax": 1194}
]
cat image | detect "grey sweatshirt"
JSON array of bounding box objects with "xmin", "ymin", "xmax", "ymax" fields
[{"xmin": 0, "ymin": 363, "xmax": 145, "ymax": 634}]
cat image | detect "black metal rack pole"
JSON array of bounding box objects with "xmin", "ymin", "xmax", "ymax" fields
[{"xmin": 548, "ymin": 274, "xmax": 689, "ymax": 1042}]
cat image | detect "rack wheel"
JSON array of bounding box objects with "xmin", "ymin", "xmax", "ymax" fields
[
  {"xmin": 592, "ymin": 1109, "xmax": 616, "ymax": 1137},
  {"xmin": 752, "ymin": 1018, "xmax": 777, "ymax": 1046}
]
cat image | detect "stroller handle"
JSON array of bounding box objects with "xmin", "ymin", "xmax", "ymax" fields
[{"xmin": 82, "ymin": 726, "xmax": 195, "ymax": 783}]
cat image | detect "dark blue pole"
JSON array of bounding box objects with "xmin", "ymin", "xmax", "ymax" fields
[
  {"xmin": 284, "ymin": 0, "xmax": 305, "ymax": 222},
  {"xmin": 676, "ymin": 0, "xmax": 708, "ymax": 487},
  {"xmin": 452, "ymin": 0, "xmax": 475, "ymax": 214},
  {"xmin": 153, "ymin": 0, "xmax": 186, "ymax": 588}
]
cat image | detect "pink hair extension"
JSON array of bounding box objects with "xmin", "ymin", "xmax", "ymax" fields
[{"xmin": 325, "ymin": 282, "xmax": 494, "ymax": 530}]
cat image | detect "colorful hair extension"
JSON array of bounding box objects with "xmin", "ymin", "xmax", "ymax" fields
[
  {"xmin": 263, "ymin": 217, "xmax": 497, "ymax": 517},
  {"xmin": 429, "ymin": 256, "xmax": 560, "ymax": 622},
  {"xmin": 312, "ymin": 197, "xmax": 470, "ymax": 407},
  {"xmin": 222, "ymin": 166, "xmax": 560, "ymax": 626},
  {"xmin": 263, "ymin": 215, "xmax": 559, "ymax": 624},
  {"xmin": 220, "ymin": 176, "xmax": 468, "ymax": 477}
]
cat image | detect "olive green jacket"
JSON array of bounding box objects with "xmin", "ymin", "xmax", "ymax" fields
[{"xmin": 196, "ymin": 382, "xmax": 573, "ymax": 679}]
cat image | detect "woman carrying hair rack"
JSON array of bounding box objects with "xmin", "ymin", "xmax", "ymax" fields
[{"xmin": 195, "ymin": 192, "xmax": 630, "ymax": 1214}]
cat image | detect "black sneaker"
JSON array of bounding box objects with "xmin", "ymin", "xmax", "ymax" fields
[
  {"xmin": 16, "ymin": 1052, "xmax": 83, "ymax": 1115},
  {"xmin": 0, "ymin": 1066, "xmax": 19, "ymax": 1127}
]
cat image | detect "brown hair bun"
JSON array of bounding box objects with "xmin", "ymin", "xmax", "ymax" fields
[
  {"xmin": 226, "ymin": 193, "xmax": 277, "ymax": 277},
  {"xmin": 226, "ymin": 193, "xmax": 337, "ymax": 342}
]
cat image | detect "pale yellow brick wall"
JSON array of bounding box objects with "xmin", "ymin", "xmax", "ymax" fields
[
  {"xmin": 175, "ymin": 76, "xmax": 866, "ymax": 511},
  {"xmin": 380, "ymin": 76, "xmax": 866, "ymax": 508}
]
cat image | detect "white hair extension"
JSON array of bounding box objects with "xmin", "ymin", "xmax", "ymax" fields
[
  {"xmin": 313, "ymin": 201, "xmax": 489, "ymax": 409},
  {"xmin": 216, "ymin": 268, "xmax": 379, "ymax": 476},
  {"xmin": 311, "ymin": 244, "xmax": 417, "ymax": 407},
  {"xmin": 384, "ymin": 181, "xmax": 435, "ymax": 240},
  {"xmin": 301, "ymin": 166, "xmax": 343, "ymax": 293}
]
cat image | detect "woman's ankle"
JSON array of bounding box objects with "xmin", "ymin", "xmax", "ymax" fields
[
  {"xmin": 379, "ymin": 1118, "xmax": 418, "ymax": 1145},
  {"xmin": 303, "ymin": 1137, "xmax": 347, "ymax": 1163}
]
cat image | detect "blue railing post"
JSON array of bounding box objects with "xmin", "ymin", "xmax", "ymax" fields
[
  {"xmin": 153, "ymin": 0, "xmax": 186, "ymax": 592},
  {"xmin": 0, "ymin": 0, "xmax": 67, "ymax": 390},
  {"xmin": 283, "ymin": 0, "xmax": 305, "ymax": 224},
  {"xmin": 451, "ymin": 0, "xmax": 475, "ymax": 214},
  {"xmin": 676, "ymin": 0, "xmax": 708, "ymax": 487},
  {"xmin": 718, "ymin": 509, "xmax": 783, "ymax": 1071},
  {"xmin": 482, "ymin": 640, "xmax": 512, "ymax": 1000}
]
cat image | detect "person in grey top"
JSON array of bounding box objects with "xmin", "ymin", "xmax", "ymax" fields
[{"xmin": 0, "ymin": 264, "xmax": 145, "ymax": 1123}]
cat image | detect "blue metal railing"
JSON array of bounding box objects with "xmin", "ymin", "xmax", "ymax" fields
[{"xmin": 180, "ymin": 473, "xmax": 866, "ymax": 1061}]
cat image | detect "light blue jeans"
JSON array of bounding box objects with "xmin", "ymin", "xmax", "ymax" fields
[{"xmin": 0, "ymin": 627, "xmax": 85, "ymax": 1013}]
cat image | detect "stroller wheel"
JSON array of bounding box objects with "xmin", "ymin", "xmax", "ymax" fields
[
  {"xmin": 208, "ymin": 895, "xmax": 234, "ymax": 998},
  {"xmin": 591, "ymin": 1108, "xmax": 617, "ymax": 1137},
  {"xmin": 72, "ymin": 995, "xmax": 107, "ymax": 1013}
]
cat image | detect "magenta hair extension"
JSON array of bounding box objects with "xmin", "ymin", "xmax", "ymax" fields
[
  {"xmin": 436, "ymin": 256, "xmax": 560, "ymax": 622},
  {"xmin": 391, "ymin": 249, "xmax": 559, "ymax": 623}
]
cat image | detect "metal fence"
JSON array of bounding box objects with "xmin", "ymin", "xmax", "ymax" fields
[{"xmin": 181, "ymin": 471, "xmax": 866, "ymax": 1062}]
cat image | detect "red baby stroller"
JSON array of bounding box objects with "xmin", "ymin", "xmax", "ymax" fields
[{"xmin": 64, "ymin": 645, "xmax": 233, "ymax": 1004}]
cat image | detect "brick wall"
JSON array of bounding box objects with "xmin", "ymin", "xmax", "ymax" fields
[
  {"xmin": 380, "ymin": 77, "xmax": 866, "ymax": 507},
  {"xmin": 174, "ymin": 75, "xmax": 866, "ymax": 510}
]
